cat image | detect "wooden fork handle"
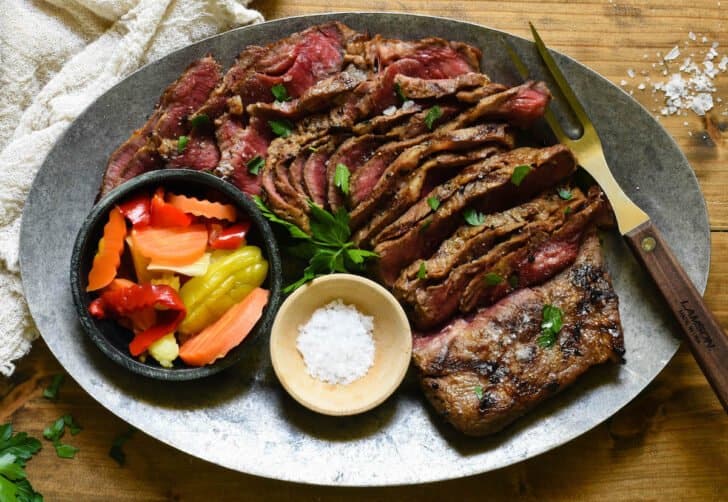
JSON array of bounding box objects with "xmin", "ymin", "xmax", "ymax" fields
[{"xmin": 625, "ymin": 220, "xmax": 728, "ymax": 411}]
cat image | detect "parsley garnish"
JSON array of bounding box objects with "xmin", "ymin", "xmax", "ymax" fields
[
  {"xmin": 474, "ymin": 385, "xmax": 484, "ymax": 400},
  {"xmin": 269, "ymin": 119, "xmax": 294, "ymax": 138},
  {"xmin": 308, "ymin": 145, "xmax": 319, "ymax": 153},
  {"xmin": 419, "ymin": 217, "xmax": 433, "ymax": 233},
  {"xmin": 43, "ymin": 415, "xmax": 80, "ymax": 459},
  {"xmin": 43, "ymin": 374, "xmax": 64, "ymax": 400},
  {"xmin": 558, "ymin": 187, "xmax": 573, "ymax": 200},
  {"xmin": 189, "ymin": 114, "xmax": 210, "ymax": 129},
  {"xmin": 0, "ymin": 423, "xmax": 43, "ymax": 501},
  {"xmin": 427, "ymin": 196, "xmax": 440, "ymax": 211},
  {"xmin": 247, "ymin": 155, "xmax": 264, "ymax": 176},
  {"xmin": 334, "ymin": 163, "xmax": 350, "ymax": 196},
  {"xmin": 510, "ymin": 164, "xmax": 532, "ymax": 186},
  {"xmin": 424, "ymin": 105, "xmax": 443, "ymax": 130},
  {"xmin": 394, "ymin": 82, "xmax": 407, "ymax": 101},
  {"xmin": 109, "ymin": 427, "xmax": 136, "ymax": 466},
  {"xmin": 508, "ymin": 274, "xmax": 519, "ymax": 289},
  {"xmin": 271, "ymin": 83, "xmax": 291, "ymax": 103},
  {"xmin": 463, "ymin": 208, "xmax": 485, "ymax": 226},
  {"xmin": 564, "ymin": 206, "xmax": 572, "ymax": 215},
  {"xmin": 177, "ymin": 135, "xmax": 189, "ymax": 153},
  {"xmin": 417, "ymin": 262, "xmax": 427, "ymax": 280},
  {"xmin": 253, "ymin": 197, "xmax": 378, "ymax": 293},
  {"xmin": 484, "ymin": 272, "xmax": 504, "ymax": 286},
  {"xmin": 537, "ymin": 304, "xmax": 564, "ymax": 348}
]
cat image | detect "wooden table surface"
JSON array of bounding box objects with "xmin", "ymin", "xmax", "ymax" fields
[{"xmin": 2, "ymin": 1, "xmax": 727, "ymax": 500}]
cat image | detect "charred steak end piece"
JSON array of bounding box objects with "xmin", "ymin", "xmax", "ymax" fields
[{"xmin": 412, "ymin": 229, "xmax": 624, "ymax": 436}]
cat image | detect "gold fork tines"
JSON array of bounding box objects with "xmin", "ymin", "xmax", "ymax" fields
[{"xmin": 506, "ymin": 25, "xmax": 648, "ymax": 235}]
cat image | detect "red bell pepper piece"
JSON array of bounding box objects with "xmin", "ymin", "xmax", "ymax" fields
[
  {"xmin": 209, "ymin": 221, "xmax": 250, "ymax": 250},
  {"xmin": 117, "ymin": 193, "xmax": 151, "ymax": 228},
  {"xmin": 150, "ymin": 187, "xmax": 192, "ymax": 228},
  {"xmin": 89, "ymin": 283, "xmax": 186, "ymax": 356}
]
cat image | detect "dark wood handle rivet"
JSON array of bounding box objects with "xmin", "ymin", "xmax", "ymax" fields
[{"xmin": 641, "ymin": 236, "xmax": 656, "ymax": 252}]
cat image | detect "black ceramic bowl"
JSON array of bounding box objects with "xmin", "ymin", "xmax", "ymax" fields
[{"xmin": 70, "ymin": 169, "xmax": 283, "ymax": 380}]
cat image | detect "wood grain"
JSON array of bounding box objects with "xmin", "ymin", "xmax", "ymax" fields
[{"xmin": 3, "ymin": 1, "xmax": 727, "ymax": 500}]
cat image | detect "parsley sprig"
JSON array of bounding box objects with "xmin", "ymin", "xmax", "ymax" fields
[
  {"xmin": 253, "ymin": 197, "xmax": 379, "ymax": 293},
  {"xmin": 0, "ymin": 423, "xmax": 42, "ymax": 502}
]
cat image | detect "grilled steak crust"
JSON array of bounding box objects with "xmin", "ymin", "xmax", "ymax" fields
[
  {"xmin": 373, "ymin": 145, "xmax": 577, "ymax": 286},
  {"xmin": 412, "ymin": 229, "xmax": 624, "ymax": 436}
]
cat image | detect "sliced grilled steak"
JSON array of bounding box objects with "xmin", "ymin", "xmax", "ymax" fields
[
  {"xmin": 393, "ymin": 190, "xmax": 579, "ymax": 329},
  {"xmin": 214, "ymin": 115, "xmax": 271, "ymax": 195},
  {"xmin": 459, "ymin": 188, "xmax": 607, "ymax": 312},
  {"xmin": 412, "ymin": 229, "xmax": 624, "ymax": 436},
  {"xmin": 445, "ymin": 81, "xmax": 551, "ymax": 130},
  {"xmin": 351, "ymin": 101, "xmax": 423, "ymax": 135},
  {"xmin": 158, "ymin": 132, "xmax": 220, "ymax": 170},
  {"xmin": 353, "ymin": 139, "xmax": 512, "ymax": 248},
  {"xmin": 101, "ymin": 56, "xmax": 221, "ymax": 196},
  {"xmin": 326, "ymin": 135, "xmax": 385, "ymax": 211},
  {"xmin": 392, "ymin": 72, "xmax": 489, "ymax": 100},
  {"xmin": 261, "ymin": 165, "xmax": 310, "ymax": 233},
  {"xmin": 247, "ymin": 65, "xmax": 370, "ymax": 119},
  {"xmin": 373, "ymin": 145, "xmax": 577, "ymax": 286},
  {"xmin": 365, "ymin": 35, "xmax": 481, "ymax": 75}
]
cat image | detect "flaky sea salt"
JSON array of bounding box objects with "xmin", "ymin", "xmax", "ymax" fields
[
  {"xmin": 664, "ymin": 46, "xmax": 680, "ymax": 61},
  {"xmin": 296, "ymin": 300, "xmax": 375, "ymax": 385}
]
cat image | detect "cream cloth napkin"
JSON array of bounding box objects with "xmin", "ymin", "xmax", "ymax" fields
[{"xmin": 0, "ymin": 0, "xmax": 263, "ymax": 376}]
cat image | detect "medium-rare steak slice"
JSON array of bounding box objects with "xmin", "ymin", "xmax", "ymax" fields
[
  {"xmin": 373, "ymin": 145, "xmax": 577, "ymax": 286},
  {"xmin": 352, "ymin": 143, "xmax": 508, "ymax": 248},
  {"xmin": 412, "ymin": 229, "xmax": 624, "ymax": 436},
  {"xmin": 349, "ymin": 123, "xmax": 514, "ymax": 229},
  {"xmin": 395, "ymin": 188, "xmax": 600, "ymax": 330},
  {"xmin": 326, "ymin": 135, "xmax": 385, "ymax": 211},
  {"xmin": 392, "ymin": 72, "xmax": 489, "ymax": 100},
  {"xmin": 364, "ymin": 35, "xmax": 482, "ymax": 75},
  {"xmin": 214, "ymin": 115, "xmax": 271, "ymax": 195},
  {"xmin": 459, "ymin": 188, "xmax": 608, "ymax": 312},
  {"xmin": 101, "ymin": 56, "xmax": 221, "ymax": 197}
]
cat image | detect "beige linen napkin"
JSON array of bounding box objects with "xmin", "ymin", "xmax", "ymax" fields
[{"xmin": 0, "ymin": 0, "xmax": 263, "ymax": 375}]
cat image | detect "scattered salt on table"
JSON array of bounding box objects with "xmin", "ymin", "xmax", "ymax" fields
[{"xmin": 296, "ymin": 300, "xmax": 375, "ymax": 385}]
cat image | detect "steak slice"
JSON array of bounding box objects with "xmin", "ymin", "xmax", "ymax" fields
[
  {"xmin": 349, "ymin": 123, "xmax": 514, "ymax": 230},
  {"xmin": 326, "ymin": 135, "xmax": 385, "ymax": 211},
  {"xmin": 394, "ymin": 191, "xmax": 578, "ymax": 330},
  {"xmin": 365, "ymin": 35, "xmax": 481, "ymax": 75},
  {"xmin": 373, "ymin": 145, "xmax": 577, "ymax": 286},
  {"xmin": 392, "ymin": 72, "xmax": 489, "ymax": 100},
  {"xmin": 214, "ymin": 115, "xmax": 271, "ymax": 195},
  {"xmin": 246, "ymin": 65, "xmax": 370, "ymax": 120},
  {"xmin": 412, "ymin": 228, "xmax": 624, "ymax": 436},
  {"xmin": 353, "ymin": 142, "xmax": 509, "ymax": 248},
  {"xmin": 100, "ymin": 56, "xmax": 221, "ymax": 196}
]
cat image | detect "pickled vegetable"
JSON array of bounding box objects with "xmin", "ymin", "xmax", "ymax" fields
[{"xmin": 178, "ymin": 245, "xmax": 268, "ymax": 335}]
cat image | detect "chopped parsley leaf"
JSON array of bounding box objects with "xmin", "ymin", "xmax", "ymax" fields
[
  {"xmin": 189, "ymin": 114, "xmax": 210, "ymax": 129},
  {"xmin": 271, "ymin": 83, "xmax": 291, "ymax": 103},
  {"xmin": 537, "ymin": 304, "xmax": 564, "ymax": 348},
  {"xmin": 484, "ymin": 272, "xmax": 504, "ymax": 286},
  {"xmin": 564, "ymin": 206, "xmax": 572, "ymax": 215},
  {"xmin": 558, "ymin": 187, "xmax": 573, "ymax": 200},
  {"xmin": 43, "ymin": 415, "xmax": 81, "ymax": 459},
  {"xmin": 247, "ymin": 155, "xmax": 264, "ymax": 176},
  {"xmin": 417, "ymin": 262, "xmax": 427, "ymax": 280},
  {"xmin": 334, "ymin": 163, "xmax": 350, "ymax": 196},
  {"xmin": 474, "ymin": 385, "xmax": 484, "ymax": 400},
  {"xmin": 463, "ymin": 208, "xmax": 485, "ymax": 226},
  {"xmin": 424, "ymin": 105, "xmax": 443, "ymax": 130},
  {"xmin": 508, "ymin": 274, "xmax": 519, "ymax": 289},
  {"xmin": 427, "ymin": 196, "xmax": 440, "ymax": 211},
  {"xmin": 109, "ymin": 427, "xmax": 136, "ymax": 466},
  {"xmin": 177, "ymin": 135, "xmax": 189, "ymax": 153},
  {"xmin": 43, "ymin": 374, "xmax": 64, "ymax": 400},
  {"xmin": 54, "ymin": 443, "xmax": 78, "ymax": 459},
  {"xmin": 510, "ymin": 164, "xmax": 532, "ymax": 186},
  {"xmin": 268, "ymin": 119, "xmax": 293, "ymax": 138},
  {"xmin": 308, "ymin": 145, "xmax": 319, "ymax": 153},
  {"xmin": 394, "ymin": 82, "xmax": 407, "ymax": 101},
  {"xmin": 419, "ymin": 216, "xmax": 433, "ymax": 233}
]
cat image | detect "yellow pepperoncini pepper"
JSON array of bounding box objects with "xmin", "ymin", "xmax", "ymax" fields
[{"xmin": 178, "ymin": 245, "xmax": 268, "ymax": 335}]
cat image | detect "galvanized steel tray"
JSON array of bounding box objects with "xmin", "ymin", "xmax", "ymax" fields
[{"xmin": 20, "ymin": 13, "xmax": 710, "ymax": 486}]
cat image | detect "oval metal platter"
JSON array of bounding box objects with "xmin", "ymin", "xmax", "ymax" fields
[{"xmin": 20, "ymin": 13, "xmax": 710, "ymax": 486}]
